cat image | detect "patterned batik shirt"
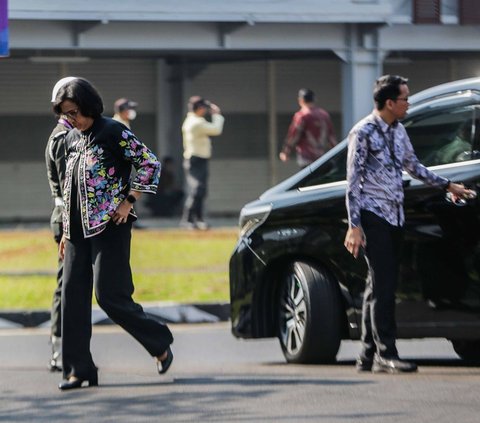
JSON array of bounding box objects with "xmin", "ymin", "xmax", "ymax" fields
[
  {"xmin": 346, "ymin": 112, "xmax": 449, "ymax": 228},
  {"xmin": 281, "ymin": 106, "xmax": 337, "ymax": 167}
]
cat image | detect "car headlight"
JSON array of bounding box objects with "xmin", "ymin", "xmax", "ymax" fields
[{"xmin": 239, "ymin": 204, "xmax": 272, "ymax": 237}]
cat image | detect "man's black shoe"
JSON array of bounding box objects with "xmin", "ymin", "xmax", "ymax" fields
[
  {"xmin": 355, "ymin": 357, "xmax": 373, "ymax": 372},
  {"xmin": 372, "ymin": 354, "xmax": 418, "ymax": 374}
]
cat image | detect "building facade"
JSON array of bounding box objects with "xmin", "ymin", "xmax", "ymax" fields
[{"xmin": 2, "ymin": 0, "xmax": 480, "ymax": 219}]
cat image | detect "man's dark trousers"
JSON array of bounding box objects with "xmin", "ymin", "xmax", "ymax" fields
[
  {"xmin": 359, "ymin": 210, "xmax": 404, "ymax": 360},
  {"xmin": 182, "ymin": 156, "xmax": 208, "ymax": 223},
  {"xmin": 51, "ymin": 215, "xmax": 63, "ymax": 339}
]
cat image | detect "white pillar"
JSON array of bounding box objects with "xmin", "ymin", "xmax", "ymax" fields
[
  {"xmin": 155, "ymin": 59, "xmax": 169, "ymax": 157},
  {"xmin": 335, "ymin": 24, "xmax": 385, "ymax": 137},
  {"xmin": 267, "ymin": 60, "xmax": 278, "ymax": 186}
]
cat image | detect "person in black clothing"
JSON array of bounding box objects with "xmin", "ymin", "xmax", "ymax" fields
[
  {"xmin": 45, "ymin": 76, "xmax": 77, "ymax": 372},
  {"xmin": 54, "ymin": 78, "xmax": 173, "ymax": 391},
  {"xmin": 146, "ymin": 156, "xmax": 184, "ymax": 216}
]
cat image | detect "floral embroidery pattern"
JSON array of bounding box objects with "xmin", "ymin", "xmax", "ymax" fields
[
  {"xmin": 84, "ymin": 144, "xmax": 123, "ymax": 227},
  {"xmin": 63, "ymin": 118, "xmax": 160, "ymax": 238},
  {"xmin": 119, "ymin": 129, "xmax": 160, "ymax": 191}
]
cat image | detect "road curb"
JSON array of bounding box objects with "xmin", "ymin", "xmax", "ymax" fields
[{"xmin": 0, "ymin": 302, "xmax": 230, "ymax": 329}]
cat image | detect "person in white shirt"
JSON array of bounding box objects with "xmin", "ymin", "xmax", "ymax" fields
[{"xmin": 180, "ymin": 96, "xmax": 224, "ymax": 230}]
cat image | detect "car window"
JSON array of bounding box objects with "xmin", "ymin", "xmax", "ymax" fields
[
  {"xmin": 296, "ymin": 105, "xmax": 478, "ymax": 190},
  {"xmin": 295, "ymin": 147, "xmax": 348, "ymax": 189},
  {"xmin": 403, "ymin": 106, "xmax": 475, "ymax": 166}
]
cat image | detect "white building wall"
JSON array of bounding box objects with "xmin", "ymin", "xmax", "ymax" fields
[
  {"xmin": 3, "ymin": 56, "xmax": 480, "ymax": 220},
  {"xmin": 0, "ymin": 58, "xmax": 156, "ymax": 115},
  {"xmin": 4, "ymin": 0, "xmax": 480, "ymax": 220},
  {"xmin": 185, "ymin": 59, "xmax": 342, "ymax": 114},
  {"xmin": 0, "ymin": 58, "xmax": 339, "ymax": 219}
]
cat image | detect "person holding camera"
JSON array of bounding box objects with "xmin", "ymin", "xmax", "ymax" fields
[{"xmin": 180, "ymin": 96, "xmax": 224, "ymax": 230}]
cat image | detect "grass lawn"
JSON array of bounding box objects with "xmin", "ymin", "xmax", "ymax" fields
[{"xmin": 0, "ymin": 228, "xmax": 238, "ymax": 310}]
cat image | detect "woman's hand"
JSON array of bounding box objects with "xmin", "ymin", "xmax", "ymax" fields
[
  {"xmin": 113, "ymin": 200, "xmax": 133, "ymax": 225},
  {"xmin": 113, "ymin": 192, "xmax": 141, "ymax": 225},
  {"xmin": 59, "ymin": 235, "xmax": 66, "ymax": 261},
  {"xmin": 344, "ymin": 226, "xmax": 365, "ymax": 259}
]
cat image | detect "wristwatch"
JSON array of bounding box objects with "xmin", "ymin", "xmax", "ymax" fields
[{"xmin": 126, "ymin": 194, "xmax": 137, "ymax": 204}]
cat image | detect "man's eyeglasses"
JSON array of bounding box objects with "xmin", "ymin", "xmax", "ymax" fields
[
  {"xmin": 394, "ymin": 97, "xmax": 409, "ymax": 103},
  {"xmin": 63, "ymin": 109, "xmax": 79, "ymax": 120}
]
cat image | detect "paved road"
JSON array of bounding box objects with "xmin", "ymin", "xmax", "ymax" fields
[{"xmin": 0, "ymin": 323, "xmax": 479, "ymax": 422}]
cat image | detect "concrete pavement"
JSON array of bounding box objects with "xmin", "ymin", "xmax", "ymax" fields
[{"xmin": 1, "ymin": 324, "xmax": 477, "ymax": 423}]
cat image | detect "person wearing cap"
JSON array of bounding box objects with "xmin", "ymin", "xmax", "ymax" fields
[
  {"xmin": 44, "ymin": 76, "xmax": 77, "ymax": 372},
  {"xmin": 113, "ymin": 98, "xmax": 138, "ymax": 129},
  {"xmin": 180, "ymin": 96, "xmax": 224, "ymax": 230},
  {"xmin": 280, "ymin": 88, "xmax": 337, "ymax": 168}
]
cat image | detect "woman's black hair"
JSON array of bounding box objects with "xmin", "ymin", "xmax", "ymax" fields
[
  {"xmin": 373, "ymin": 75, "xmax": 408, "ymax": 110},
  {"xmin": 53, "ymin": 78, "xmax": 104, "ymax": 118}
]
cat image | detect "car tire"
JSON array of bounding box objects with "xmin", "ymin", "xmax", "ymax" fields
[
  {"xmin": 451, "ymin": 339, "xmax": 480, "ymax": 363},
  {"xmin": 278, "ymin": 261, "xmax": 342, "ymax": 364}
]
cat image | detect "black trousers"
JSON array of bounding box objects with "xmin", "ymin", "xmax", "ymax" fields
[
  {"xmin": 62, "ymin": 220, "xmax": 173, "ymax": 380},
  {"xmin": 50, "ymin": 219, "xmax": 63, "ymax": 338},
  {"xmin": 360, "ymin": 210, "xmax": 403, "ymax": 360},
  {"xmin": 182, "ymin": 156, "xmax": 209, "ymax": 223}
]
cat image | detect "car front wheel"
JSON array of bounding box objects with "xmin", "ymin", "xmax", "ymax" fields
[{"xmin": 278, "ymin": 261, "xmax": 343, "ymax": 364}]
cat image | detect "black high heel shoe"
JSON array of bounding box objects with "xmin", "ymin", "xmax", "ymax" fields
[
  {"xmin": 58, "ymin": 373, "xmax": 98, "ymax": 391},
  {"xmin": 157, "ymin": 347, "xmax": 173, "ymax": 375}
]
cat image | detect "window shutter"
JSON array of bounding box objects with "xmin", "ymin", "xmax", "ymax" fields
[
  {"xmin": 413, "ymin": 0, "xmax": 441, "ymax": 24},
  {"xmin": 459, "ymin": 0, "xmax": 480, "ymax": 25}
]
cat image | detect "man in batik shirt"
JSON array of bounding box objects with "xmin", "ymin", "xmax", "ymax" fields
[
  {"xmin": 344, "ymin": 75, "xmax": 472, "ymax": 374},
  {"xmin": 280, "ymin": 88, "xmax": 337, "ymax": 168}
]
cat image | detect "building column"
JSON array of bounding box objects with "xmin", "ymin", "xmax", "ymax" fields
[
  {"xmin": 335, "ymin": 24, "xmax": 386, "ymax": 137},
  {"xmin": 267, "ymin": 60, "xmax": 278, "ymax": 186},
  {"xmin": 155, "ymin": 59, "xmax": 169, "ymax": 158},
  {"xmin": 155, "ymin": 59, "xmax": 187, "ymax": 189}
]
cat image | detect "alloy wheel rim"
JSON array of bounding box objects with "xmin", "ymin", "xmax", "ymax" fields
[{"xmin": 279, "ymin": 272, "xmax": 307, "ymax": 355}]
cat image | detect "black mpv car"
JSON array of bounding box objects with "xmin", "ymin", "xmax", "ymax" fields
[{"xmin": 229, "ymin": 77, "xmax": 480, "ymax": 364}]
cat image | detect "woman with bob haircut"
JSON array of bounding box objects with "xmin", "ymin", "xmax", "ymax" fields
[{"xmin": 53, "ymin": 78, "xmax": 173, "ymax": 390}]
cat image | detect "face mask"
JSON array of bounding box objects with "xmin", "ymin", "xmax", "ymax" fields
[{"xmin": 127, "ymin": 109, "xmax": 137, "ymax": 121}]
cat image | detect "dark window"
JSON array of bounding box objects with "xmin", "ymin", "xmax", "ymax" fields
[
  {"xmin": 413, "ymin": 0, "xmax": 441, "ymax": 24},
  {"xmin": 298, "ymin": 104, "xmax": 478, "ymax": 190},
  {"xmin": 459, "ymin": 0, "xmax": 480, "ymax": 25},
  {"xmin": 403, "ymin": 105, "xmax": 475, "ymax": 166},
  {"xmin": 297, "ymin": 147, "xmax": 348, "ymax": 188}
]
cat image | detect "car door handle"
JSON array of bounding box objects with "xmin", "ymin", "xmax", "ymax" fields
[{"xmin": 446, "ymin": 189, "xmax": 477, "ymax": 206}]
